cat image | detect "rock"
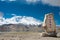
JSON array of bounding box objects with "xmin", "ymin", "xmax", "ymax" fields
[
  {"xmin": 41, "ymin": 32, "xmax": 57, "ymax": 37},
  {"xmin": 41, "ymin": 32, "xmax": 48, "ymax": 37}
]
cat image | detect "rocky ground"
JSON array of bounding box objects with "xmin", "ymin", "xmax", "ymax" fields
[{"xmin": 0, "ymin": 32, "xmax": 60, "ymax": 40}]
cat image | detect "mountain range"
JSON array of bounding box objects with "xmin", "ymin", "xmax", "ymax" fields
[
  {"xmin": 0, "ymin": 16, "xmax": 42, "ymax": 32},
  {"xmin": 0, "ymin": 16, "xmax": 42, "ymax": 25}
]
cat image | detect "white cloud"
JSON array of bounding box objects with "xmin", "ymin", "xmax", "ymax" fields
[
  {"xmin": 0, "ymin": 0, "xmax": 60, "ymax": 7},
  {"xmin": 41, "ymin": 0, "xmax": 60, "ymax": 6},
  {"xmin": 9, "ymin": 0, "xmax": 16, "ymax": 1},
  {"xmin": 0, "ymin": 16, "xmax": 42, "ymax": 25},
  {"xmin": 0, "ymin": 0, "xmax": 16, "ymax": 1},
  {"xmin": 25, "ymin": 0, "xmax": 60, "ymax": 6},
  {"xmin": 11, "ymin": 14, "xmax": 16, "ymax": 16},
  {"xmin": 56, "ymin": 25, "xmax": 60, "ymax": 26},
  {"xmin": 25, "ymin": 0, "xmax": 40, "ymax": 4}
]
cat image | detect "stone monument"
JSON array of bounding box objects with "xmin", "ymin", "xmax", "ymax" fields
[{"xmin": 42, "ymin": 13, "xmax": 57, "ymax": 37}]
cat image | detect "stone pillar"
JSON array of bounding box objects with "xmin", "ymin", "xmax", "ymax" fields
[{"xmin": 42, "ymin": 13, "xmax": 57, "ymax": 37}]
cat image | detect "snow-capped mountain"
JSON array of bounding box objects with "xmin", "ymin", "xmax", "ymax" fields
[{"xmin": 0, "ymin": 16, "xmax": 42, "ymax": 25}]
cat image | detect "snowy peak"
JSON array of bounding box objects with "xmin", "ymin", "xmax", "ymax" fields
[
  {"xmin": 20, "ymin": 16, "xmax": 41, "ymax": 25},
  {"xmin": 0, "ymin": 16, "xmax": 42, "ymax": 25}
]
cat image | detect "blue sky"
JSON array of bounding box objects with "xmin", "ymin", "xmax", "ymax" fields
[{"xmin": 0, "ymin": 0, "xmax": 60, "ymax": 25}]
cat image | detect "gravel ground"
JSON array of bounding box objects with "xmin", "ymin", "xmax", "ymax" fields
[{"xmin": 0, "ymin": 32, "xmax": 60, "ymax": 40}]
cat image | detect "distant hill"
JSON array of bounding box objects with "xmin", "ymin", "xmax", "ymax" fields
[{"xmin": 0, "ymin": 23, "xmax": 43, "ymax": 32}]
